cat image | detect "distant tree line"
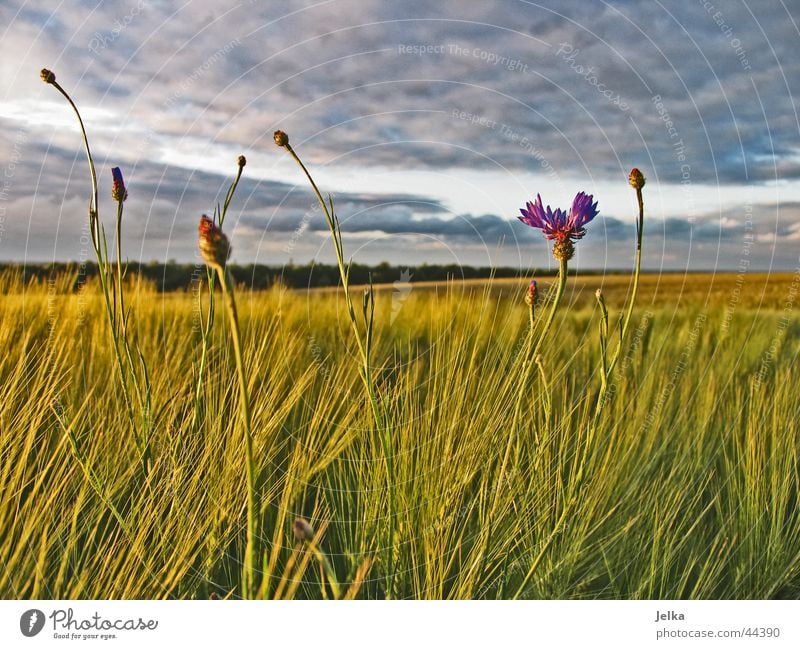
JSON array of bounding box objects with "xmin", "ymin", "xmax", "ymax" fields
[{"xmin": 0, "ymin": 261, "xmax": 577, "ymax": 292}]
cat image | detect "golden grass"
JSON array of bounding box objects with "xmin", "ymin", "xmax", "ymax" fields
[{"xmin": 1, "ymin": 270, "xmax": 798, "ymax": 598}]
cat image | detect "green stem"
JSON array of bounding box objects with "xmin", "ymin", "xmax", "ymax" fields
[
  {"xmin": 46, "ymin": 78, "xmax": 141, "ymax": 457},
  {"xmin": 283, "ymin": 142, "xmax": 395, "ymax": 597},
  {"xmin": 114, "ymin": 198, "xmax": 149, "ymax": 467},
  {"xmin": 528, "ymin": 298, "xmax": 535, "ymax": 332},
  {"xmin": 594, "ymin": 187, "xmax": 645, "ymax": 417},
  {"xmin": 282, "ymin": 147, "xmax": 368, "ymax": 363},
  {"xmin": 217, "ymin": 265, "xmax": 257, "ymax": 600},
  {"xmin": 532, "ymin": 258, "xmax": 569, "ymax": 358},
  {"xmin": 511, "ymin": 259, "xmax": 568, "ymax": 433},
  {"xmin": 97, "ymin": 256, "xmax": 138, "ymax": 436},
  {"xmin": 221, "ymin": 165, "xmax": 244, "ymax": 227},
  {"xmin": 513, "ymin": 498, "xmax": 575, "ymax": 599},
  {"xmin": 191, "ymin": 273, "xmax": 215, "ymax": 432},
  {"xmin": 192, "ymin": 160, "xmax": 242, "ymax": 432},
  {"xmin": 115, "ymin": 200, "xmax": 125, "ymax": 334},
  {"xmin": 535, "ymin": 355, "xmax": 552, "ymax": 423},
  {"xmin": 53, "ymin": 404, "xmax": 131, "ymax": 537},
  {"xmin": 574, "ymin": 186, "xmax": 645, "ymax": 496},
  {"xmin": 308, "ymin": 541, "xmax": 342, "ymax": 600},
  {"xmin": 596, "ymin": 290, "xmax": 609, "ymax": 395},
  {"xmin": 50, "ymin": 81, "xmax": 98, "ymax": 247}
]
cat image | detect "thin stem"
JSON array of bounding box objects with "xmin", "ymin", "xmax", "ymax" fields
[
  {"xmin": 114, "ymin": 196, "xmax": 150, "ymax": 467},
  {"xmin": 193, "ymin": 161, "xmax": 243, "ymax": 432},
  {"xmin": 535, "ymin": 355, "xmax": 552, "ymax": 424},
  {"xmin": 282, "ymin": 141, "xmax": 395, "ymax": 597},
  {"xmin": 52, "ymin": 401, "xmax": 131, "ymax": 537},
  {"xmin": 45, "ymin": 78, "xmax": 142, "ymax": 457},
  {"xmin": 115, "ymin": 200, "xmax": 125, "ymax": 333},
  {"xmin": 97, "ymin": 258, "xmax": 138, "ymax": 436},
  {"xmin": 532, "ymin": 258, "xmax": 569, "ymax": 359},
  {"xmin": 511, "ymin": 259, "xmax": 568, "ymax": 433},
  {"xmin": 608, "ymin": 187, "xmax": 644, "ymax": 374},
  {"xmin": 596, "ymin": 290, "xmax": 609, "ymax": 395},
  {"xmin": 528, "ymin": 299, "xmax": 535, "ymax": 332},
  {"xmin": 283, "ymin": 145, "xmax": 364, "ymax": 358},
  {"xmin": 574, "ymin": 184, "xmax": 646, "ymax": 496},
  {"xmin": 191, "ymin": 272, "xmax": 215, "ymax": 432},
  {"xmin": 221, "ymin": 165, "xmax": 244, "ymax": 227},
  {"xmin": 593, "ymin": 187, "xmax": 645, "ymax": 417},
  {"xmin": 513, "ymin": 498, "xmax": 575, "ymax": 599},
  {"xmin": 308, "ymin": 541, "xmax": 342, "ymax": 600},
  {"xmin": 49, "ymin": 81, "xmax": 98, "ymax": 247},
  {"xmin": 217, "ymin": 265, "xmax": 257, "ymax": 600}
]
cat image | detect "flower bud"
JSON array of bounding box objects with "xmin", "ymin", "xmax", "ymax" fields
[
  {"xmin": 237, "ymin": 155, "xmax": 246, "ymax": 168},
  {"xmin": 524, "ymin": 279, "xmax": 538, "ymax": 306},
  {"xmin": 40, "ymin": 68, "xmax": 56, "ymax": 84},
  {"xmin": 292, "ymin": 517, "xmax": 314, "ymax": 542},
  {"xmin": 111, "ymin": 167, "xmax": 127, "ymax": 202},
  {"xmin": 628, "ymin": 168, "xmax": 646, "ymax": 190},
  {"xmin": 198, "ymin": 215, "xmax": 231, "ymax": 268},
  {"xmin": 552, "ymin": 238, "xmax": 575, "ymax": 261},
  {"xmin": 595, "ymin": 288, "xmax": 603, "ymax": 300},
  {"xmin": 273, "ymin": 130, "xmax": 289, "ymax": 147}
]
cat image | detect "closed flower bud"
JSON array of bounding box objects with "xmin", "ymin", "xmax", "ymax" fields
[
  {"xmin": 237, "ymin": 155, "xmax": 246, "ymax": 168},
  {"xmin": 273, "ymin": 130, "xmax": 289, "ymax": 147},
  {"xmin": 111, "ymin": 167, "xmax": 127, "ymax": 202},
  {"xmin": 524, "ymin": 279, "xmax": 538, "ymax": 306},
  {"xmin": 292, "ymin": 517, "xmax": 314, "ymax": 542},
  {"xmin": 595, "ymin": 288, "xmax": 603, "ymax": 300},
  {"xmin": 40, "ymin": 68, "xmax": 56, "ymax": 84},
  {"xmin": 552, "ymin": 238, "xmax": 575, "ymax": 261},
  {"xmin": 198, "ymin": 215, "xmax": 231, "ymax": 268},
  {"xmin": 628, "ymin": 168, "xmax": 645, "ymax": 190}
]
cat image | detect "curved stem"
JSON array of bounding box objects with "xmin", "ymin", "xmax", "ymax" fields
[
  {"xmin": 282, "ymin": 144, "xmax": 379, "ymax": 424},
  {"xmin": 221, "ymin": 165, "xmax": 244, "ymax": 227},
  {"xmin": 50, "ymin": 81, "xmax": 98, "ymax": 247},
  {"xmin": 45, "ymin": 79, "xmax": 142, "ymax": 455},
  {"xmin": 282, "ymin": 142, "xmax": 395, "ymax": 596}
]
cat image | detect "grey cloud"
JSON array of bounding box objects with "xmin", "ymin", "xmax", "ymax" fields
[
  {"xmin": 2, "ymin": 0, "xmax": 799, "ymax": 267},
  {"xmin": 12, "ymin": 0, "xmax": 795, "ymax": 187}
]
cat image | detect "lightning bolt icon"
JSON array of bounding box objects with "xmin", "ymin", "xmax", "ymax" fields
[{"xmin": 28, "ymin": 611, "xmax": 38, "ymax": 632}]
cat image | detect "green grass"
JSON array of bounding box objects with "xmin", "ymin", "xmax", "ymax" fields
[{"xmin": 1, "ymin": 271, "xmax": 799, "ymax": 599}]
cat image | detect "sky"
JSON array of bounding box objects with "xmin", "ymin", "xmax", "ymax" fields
[{"xmin": 0, "ymin": 0, "xmax": 798, "ymax": 272}]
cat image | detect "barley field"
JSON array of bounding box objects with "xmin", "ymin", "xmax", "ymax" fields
[{"xmin": 2, "ymin": 270, "xmax": 798, "ymax": 599}]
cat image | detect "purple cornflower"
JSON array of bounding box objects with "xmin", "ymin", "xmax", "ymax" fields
[
  {"xmin": 519, "ymin": 192, "xmax": 598, "ymax": 242},
  {"xmin": 518, "ymin": 192, "xmax": 598, "ymax": 260}
]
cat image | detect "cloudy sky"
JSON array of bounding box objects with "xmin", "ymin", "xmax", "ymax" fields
[{"xmin": 1, "ymin": 0, "xmax": 798, "ymax": 271}]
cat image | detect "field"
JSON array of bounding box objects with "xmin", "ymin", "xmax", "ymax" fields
[{"xmin": 1, "ymin": 270, "xmax": 799, "ymax": 599}]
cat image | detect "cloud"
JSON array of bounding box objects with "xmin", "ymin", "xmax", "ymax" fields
[{"xmin": 1, "ymin": 0, "xmax": 798, "ymax": 268}]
